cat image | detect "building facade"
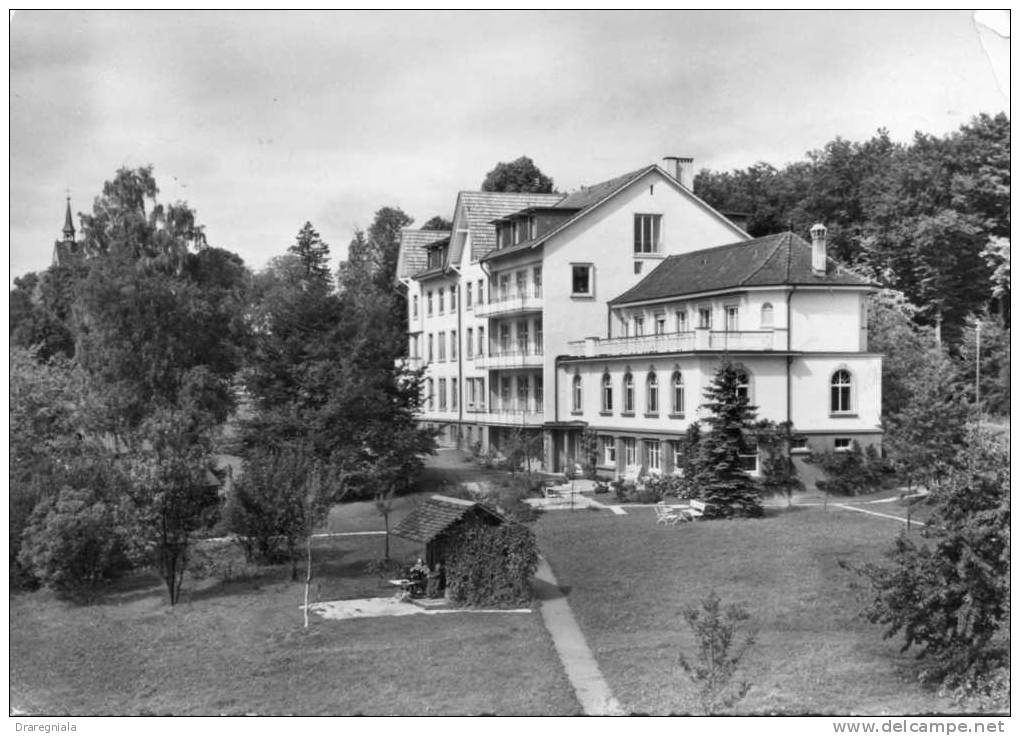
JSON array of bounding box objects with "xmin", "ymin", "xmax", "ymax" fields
[{"xmin": 396, "ymin": 160, "xmax": 882, "ymax": 474}]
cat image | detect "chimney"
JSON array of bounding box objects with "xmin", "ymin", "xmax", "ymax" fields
[
  {"xmin": 662, "ymin": 156, "xmax": 695, "ymax": 190},
  {"xmin": 810, "ymin": 223, "xmax": 828, "ymax": 274}
]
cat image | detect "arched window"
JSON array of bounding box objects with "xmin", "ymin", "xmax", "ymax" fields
[
  {"xmin": 623, "ymin": 372, "xmax": 635, "ymax": 413},
  {"xmin": 831, "ymin": 369, "xmax": 852, "ymax": 413},
  {"xmin": 761, "ymin": 303, "xmax": 774, "ymax": 328},
  {"xmin": 601, "ymin": 372, "xmax": 613, "ymax": 412},
  {"xmin": 735, "ymin": 368, "xmax": 750, "ymax": 401},
  {"xmin": 671, "ymin": 371, "xmax": 684, "ymax": 415},
  {"xmin": 647, "ymin": 372, "xmax": 658, "ymax": 413},
  {"xmin": 572, "ymin": 374, "xmax": 583, "ymax": 413}
]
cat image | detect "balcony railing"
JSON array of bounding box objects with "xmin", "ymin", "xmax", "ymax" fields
[
  {"xmin": 473, "ymin": 289, "xmax": 543, "ymax": 317},
  {"xmin": 474, "ymin": 347, "xmax": 544, "ymax": 370},
  {"xmin": 567, "ymin": 329, "xmax": 780, "ymax": 357},
  {"xmin": 469, "ymin": 408, "xmax": 545, "ymax": 426}
]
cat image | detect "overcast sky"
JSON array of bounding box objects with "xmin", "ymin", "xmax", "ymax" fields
[{"xmin": 10, "ymin": 10, "xmax": 1009, "ymax": 281}]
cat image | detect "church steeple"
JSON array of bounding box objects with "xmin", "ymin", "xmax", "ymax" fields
[{"xmin": 62, "ymin": 196, "xmax": 75, "ymax": 241}]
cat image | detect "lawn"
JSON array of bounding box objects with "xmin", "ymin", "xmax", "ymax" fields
[
  {"xmin": 10, "ymin": 532, "xmax": 579, "ymax": 716},
  {"xmin": 534, "ymin": 505, "xmax": 959, "ymax": 715}
]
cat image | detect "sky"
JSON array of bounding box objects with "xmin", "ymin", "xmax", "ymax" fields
[{"xmin": 9, "ymin": 10, "xmax": 1009, "ymax": 282}]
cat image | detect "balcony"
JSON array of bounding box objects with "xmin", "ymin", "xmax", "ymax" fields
[
  {"xmin": 474, "ymin": 347, "xmax": 544, "ymax": 370},
  {"xmin": 567, "ymin": 329, "xmax": 781, "ymax": 357},
  {"xmin": 395, "ymin": 356, "xmax": 424, "ymax": 371},
  {"xmin": 474, "ymin": 289, "xmax": 543, "ymax": 318},
  {"xmin": 467, "ymin": 407, "xmax": 545, "ymax": 426}
]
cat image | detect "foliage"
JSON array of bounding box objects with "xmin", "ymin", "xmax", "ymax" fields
[
  {"xmin": 754, "ymin": 421, "xmax": 804, "ymax": 507},
  {"xmin": 421, "ymin": 215, "xmax": 453, "ymax": 231},
  {"xmin": 288, "ymin": 221, "xmax": 333, "ymax": 284},
  {"xmin": 9, "ymin": 269, "xmax": 77, "ymax": 360},
  {"xmin": 866, "ymin": 289, "xmax": 935, "ymax": 422},
  {"xmin": 696, "ymin": 362, "xmax": 763, "ymax": 518},
  {"xmin": 695, "ymin": 114, "xmax": 1010, "ymax": 340},
  {"xmin": 18, "ymin": 485, "xmax": 135, "ymax": 600},
  {"xmin": 677, "ymin": 591, "xmax": 757, "ymax": 714},
  {"xmin": 445, "ymin": 522, "xmax": 538, "ymax": 607},
  {"xmin": 500, "ymin": 427, "xmax": 543, "ymax": 476},
  {"xmin": 957, "ymin": 312, "xmax": 1010, "ymax": 416},
  {"xmin": 481, "ymin": 156, "xmax": 555, "ymax": 193},
  {"xmin": 852, "ymin": 429, "xmax": 1009, "ymax": 708},
  {"xmin": 577, "ymin": 428, "xmax": 600, "ymax": 479},
  {"xmin": 811, "ymin": 441, "xmax": 885, "ymax": 497}
]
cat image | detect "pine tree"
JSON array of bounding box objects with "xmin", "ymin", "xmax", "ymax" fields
[
  {"xmin": 288, "ymin": 222, "xmax": 332, "ymax": 285},
  {"xmin": 696, "ymin": 362, "xmax": 764, "ymax": 518}
]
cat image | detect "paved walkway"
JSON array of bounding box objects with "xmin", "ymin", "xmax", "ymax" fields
[{"xmin": 534, "ymin": 558, "xmax": 625, "ymax": 716}]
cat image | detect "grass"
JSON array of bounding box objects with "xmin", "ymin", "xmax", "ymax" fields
[
  {"xmin": 534, "ymin": 505, "xmax": 959, "ymax": 715},
  {"xmin": 10, "ymin": 532, "xmax": 579, "ymax": 716}
]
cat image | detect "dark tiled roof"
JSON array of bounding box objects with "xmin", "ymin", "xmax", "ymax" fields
[
  {"xmin": 610, "ymin": 232, "xmax": 874, "ymax": 305},
  {"xmin": 395, "ymin": 229, "xmax": 451, "ymax": 281},
  {"xmin": 454, "ymin": 191, "xmax": 564, "ymax": 263},
  {"xmin": 392, "ymin": 494, "xmax": 506, "ymax": 544}
]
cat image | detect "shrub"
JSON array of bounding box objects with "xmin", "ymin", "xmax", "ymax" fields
[
  {"xmin": 677, "ymin": 591, "xmax": 757, "ymax": 714},
  {"xmin": 445, "ymin": 522, "xmax": 538, "ymax": 607},
  {"xmin": 19, "ymin": 486, "xmax": 134, "ymax": 600},
  {"xmin": 811, "ymin": 441, "xmax": 886, "ymax": 496}
]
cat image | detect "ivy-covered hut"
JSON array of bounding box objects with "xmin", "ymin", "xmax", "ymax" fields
[{"xmin": 393, "ymin": 494, "xmax": 507, "ymax": 568}]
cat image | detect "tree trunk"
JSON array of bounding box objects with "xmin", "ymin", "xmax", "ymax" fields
[
  {"xmin": 303, "ymin": 532, "xmax": 313, "ymax": 628},
  {"xmin": 383, "ymin": 513, "xmax": 390, "ymax": 561}
]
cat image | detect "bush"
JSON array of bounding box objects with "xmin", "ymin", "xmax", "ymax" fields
[
  {"xmin": 445, "ymin": 522, "xmax": 538, "ymax": 607},
  {"xmin": 19, "ymin": 486, "xmax": 134, "ymax": 600},
  {"xmin": 811, "ymin": 441, "xmax": 886, "ymax": 496}
]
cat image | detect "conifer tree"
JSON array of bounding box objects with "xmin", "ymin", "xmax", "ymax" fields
[
  {"xmin": 696, "ymin": 362, "xmax": 764, "ymax": 518},
  {"xmin": 288, "ymin": 222, "xmax": 332, "ymax": 286}
]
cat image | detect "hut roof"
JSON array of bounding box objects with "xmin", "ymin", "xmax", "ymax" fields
[{"xmin": 393, "ymin": 494, "xmax": 507, "ymax": 544}]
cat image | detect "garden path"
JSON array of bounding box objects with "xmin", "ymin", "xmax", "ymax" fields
[{"xmin": 534, "ymin": 558, "xmax": 625, "ymax": 716}]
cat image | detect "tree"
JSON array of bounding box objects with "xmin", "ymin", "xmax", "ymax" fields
[
  {"xmin": 957, "ymin": 312, "xmax": 1010, "ymax": 416},
  {"xmin": 287, "ymin": 222, "xmax": 332, "ymax": 285},
  {"xmin": 754, "ymin": 421, "xmax": 804, "ymax": 508},
  {"xmin": 421, "ymin": 216, "xmax": 452, "ymax": 231},
  {"xmin": 695, "ymin": 362, "xmax": 764, "ymax": 518},
  {"xmin": 854, "ymin": 429, "xmax": 1009, "ymax": 707},
  {"xmin": 9, "ymin": 270, "xmax": 76, "ymax": 360},
  {"xmin": 481, "ymin": 156, "xmax": 555, "ymax": 193}
]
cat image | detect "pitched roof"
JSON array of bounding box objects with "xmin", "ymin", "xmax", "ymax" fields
[
  {"xmin": 451, "ymin": 191, "xmax": 564, "ymax": 264},
  {"xmin": 610, "ymin": 232, "xmax": 875, "ymax": 306},
  {"xmin": 553, "ymin": 166, "xmax": 651, "ymax": 210},
  {"xmin": 392, "ymin": 494, "xmax": 506, "ymax": 544},
  {"xmin": 395, "ymin": 229, "xmax": 450, "ymax": 282}
]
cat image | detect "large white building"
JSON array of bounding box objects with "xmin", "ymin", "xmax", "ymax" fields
[{"xmin": 396, "ymin": 159, "xmax": 882, "ymax": 475}]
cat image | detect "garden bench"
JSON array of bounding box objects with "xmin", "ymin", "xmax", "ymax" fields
[
  {"xmin": 654, "ymin": 502, "xmax": 684, "ymax": 525},
  {"xmin": 683, "ymin": 499, "xmax": 707, "ymax": 521}
]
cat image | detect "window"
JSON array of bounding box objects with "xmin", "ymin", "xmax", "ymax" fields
[
  {"xmin": 646, "ymin": 440, "xmax": 661, "ymax": 472},
  {"xmin": 499, "ymin": 273, "xmax": 510, "ymax": 300},
  {"xmin": 467, "ymin": 378, "xmax": 476, "ymax": 408},
  {"xmin": 412, "ymin": 295, "xmax": 419, "ymax": 318},
  {"xmin": 516, "ymin": 320, "xmax": 529, "ymax": 354},
  {"xmin": 831, "ymin": 370, "xmax": 853, "ymax": 414},
  {"xmin": 438, "ymin": 379, "xmax": 447, "ymax": 411},
  {"xmin": 623, "ymin": 372, "xmax": 635, "ymax": 413},
  {"xmin": 535, "ymin": 318, "xmax": 543, "ymax": 353},
  {"xmin": 478, "ymin": 378, "xmax": 486, "ymax": 408},
  {"xmin": 738, "ymin": 438, "xmax": 759, "ymax": 474},
  {"xmin": 478, "ymin": 326, "xmax": 485, "ymax": 356},
  {"xmin": 499, "ymin": 323, "xmax": 511, "ymax": 353},
  {"xmin": 466, "ymin": 328, "xmax": 473, "ymax": 358},
  {"xmin": 515, "ymin": 270, "xmax": 527, "ymax": 297},
  {"xmin": 517, "ymin": 375, "xmax": 530, "ymax": 410},
  {"xmin": 676, "ymin": 310, "xmax": 688, "ymax": 332},
  {"xmin": 634, "ymin": 315, "xmax": 645, "ymax": 336},
  {"xmin": 450, "ymin": 330, "xmax": 457, "ymax": 360},
  {"xmin": 647, "ymin": 372, "xmax": 659, "ymax": 414},
  {"xmin": 533, "ymin": 266, "xmax": 542, "ymax": 297},
  {"xmin": 670, "ymin": 440, "xmax": 684, "ymax": 472},
  {"xmin": 623, "ymin": 438, "xmax": 636, "ymax": 466},
  {"xmin": 500, "ymin": 377, "xmax": 511, "ymax": 407},
  {"xmin": 535, "ymin": 375, "xmax": 543, "ymax": 405},
  {"xmin": 761, "ymin": 303, "xmax": 774, "ymax": 328},
  {"xmin": 451, "ymin": 378, "xmax": 458, "ymax": 410},
  {"xmin": 834, "ymin": 438, "xmax": 852, "ymax": 452},
  {"xmin": 698, "ymin": 307, "xmax": 712, "ymax": 329},
  {"xmin": 428, "ymin": 333, "xmax": 434, "ymax": 362},
  {"xmin": 571, "ymin": 375, "xmax": 582, "ymax": 413},
  {"xmin": 571, "ymin": 264, "xmax": 593, "ymax": 296},
  {"xmin": 671, "ymin": 371, "xmax": 684, "ymax": 415},
  {"xmin": 791, "ymin": 437, "xmax": 809, "ymax": 452},
  {"xmin": 477, "ymin": 280, "xmax": 484, "ymax": 305},
  {"xmin": 634, "ymin": 214, "xmax": 662, "ymax": 254},
  {"xmin": 437, "ymin": 331, "xmax": 446, "ymax": 361},
  {"xmin": 466, "ymin": 285, "xmax": 472, "ymax": 308},
  {"xmin": 409, "ymin": 335, "xmax": 418, "ymax": 358},
  {"xmin": 601, "ymin": 373, "xmax": 613, "ymax": 412},
  {"xmin": 602, "ymin": 436, "xmax": 616, "ymax": 466},
  {"xmin": 426, "ymin": 379, "xmax": 434, "ymax": 411},
  {"xmin": 427, "ymin": 291, "xmax": 434, "ymax": 316},
  {"xmin": 735, "ymin": 369, "xmax": 750, "ymax": 401},
  {"xmin": 655, "ymin": 315, "xmax": 666, "ymax": 335},
  {"xmin": 438, "ymin": 289, "xmax": 444, "ymax": 314},
  {"xmin": 450, "ymin": 286, "xmax": 457, "ymax": 311},
  {"xmin": 725, "ymin": 306, "xmax": 739, "ymax": 332}
]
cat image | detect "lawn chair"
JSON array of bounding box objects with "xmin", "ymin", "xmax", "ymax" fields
[
  {"xmin": 678, "ymin": 499, "xmax": 706, "ymax": 521},
  {"xmin": 655, "ymin": 502, "xmax": 683, "ymax": 525}
]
